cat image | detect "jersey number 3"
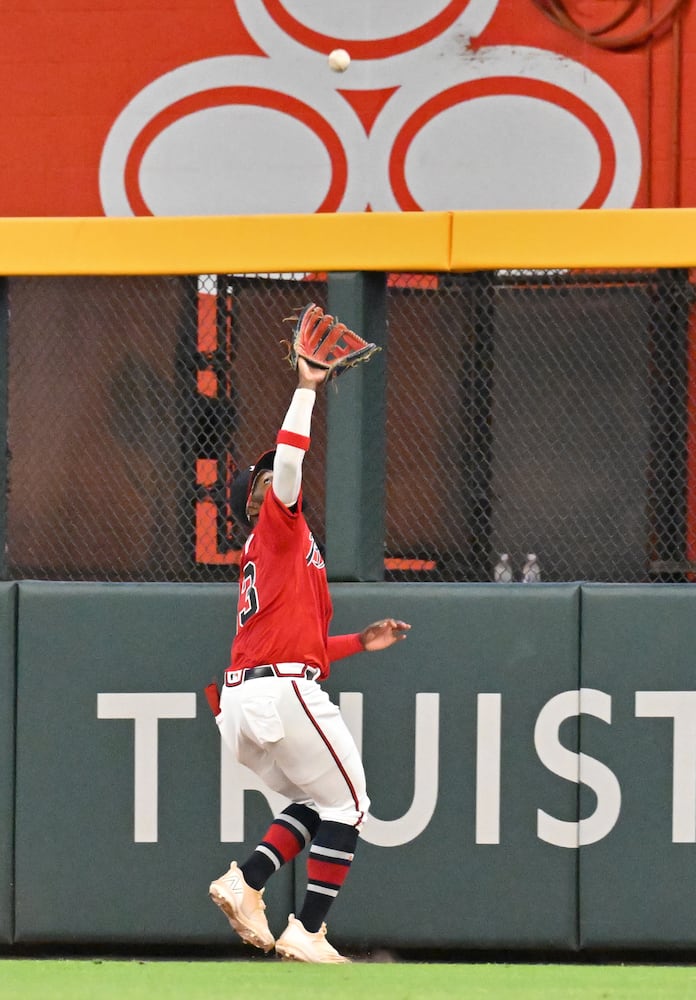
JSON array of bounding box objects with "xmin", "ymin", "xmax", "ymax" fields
[{"xmin": 239, "ymin": 561, "xmax": 259, "ymax": 629}]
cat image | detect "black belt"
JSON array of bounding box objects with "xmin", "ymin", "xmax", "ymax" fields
[
  {"xmin": 243, "ymin": 666, "xmax": 275, "ymax": 681},
  {"xmin": 224, "ymin": 663, "xmax": 320, "ymax": 688}
]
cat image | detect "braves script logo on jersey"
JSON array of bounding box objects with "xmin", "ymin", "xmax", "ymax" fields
[{"xmin": 306, "ymin": 532, "xmax": 325, "ymax": 569}]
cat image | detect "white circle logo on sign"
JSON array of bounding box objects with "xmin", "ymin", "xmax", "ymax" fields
[{"xmin": 99, "ymin": 1, "xmax": 641, "ymax": 215}]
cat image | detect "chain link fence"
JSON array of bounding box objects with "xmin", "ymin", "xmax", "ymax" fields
[{"xmin": 6, "ymin": 268, "xmax": 696, "ymax": 584}]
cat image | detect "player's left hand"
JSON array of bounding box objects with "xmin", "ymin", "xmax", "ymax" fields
[
  {"xmin": 360, "ymin": 618, "xmax": 411, "ymax": 651},
  {"xmin": 297, "ymin": 355, "xmax": 329, "ymax": 389}
]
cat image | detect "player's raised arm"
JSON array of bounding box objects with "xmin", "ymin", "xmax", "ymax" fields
[{"xmin": 272, "ymin": 357, "xmax": 327, "ymax": 508}]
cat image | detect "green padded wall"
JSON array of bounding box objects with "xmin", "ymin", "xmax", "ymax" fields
[
  {"xmin": 0, "ymin": 584, "xmax": 16, "ymax": 943},
  {"xmin": 579, "ymin": 584, "xmax": 696, "ymax": 949},
  {"xmin": 13, "ymin": 580, "xmax": 580, "ymax": 952},
  {"xmin": 14, "ymin": 581, "xmax": 293, "ymax": 945},
  {"xmin": 323, "ymin": 583, "xmax": 581, "ymax": 950},
  {"xmin": 20, "ymin": 579, "xmax": 696, "ymax": 952}
]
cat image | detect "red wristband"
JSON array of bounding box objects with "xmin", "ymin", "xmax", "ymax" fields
[{"xmin": 276, "ymin": 429, "xmax": 310, "ymax": 451}]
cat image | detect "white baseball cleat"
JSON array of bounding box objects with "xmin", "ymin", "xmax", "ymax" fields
[
  {"xmin": 209, "ymin": 861, "xmax": 275, "ymax": 953},
  {"xmin": 275, "ymin": 914, "xmax": 350, "ymax": 964}
]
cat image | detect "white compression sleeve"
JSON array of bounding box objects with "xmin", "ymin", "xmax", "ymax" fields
[{"xmin": 272, "ymin": 387, "xmax": 315, "ymax": 507}]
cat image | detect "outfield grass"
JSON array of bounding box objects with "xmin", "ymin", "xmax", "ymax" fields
[{"xmin": 2, "ymin": 959, "xmax": 696, "ymax": 1000}]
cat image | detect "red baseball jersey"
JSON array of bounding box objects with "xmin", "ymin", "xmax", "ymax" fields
[{"xmin": 230, "ymin": 487, "xmax": 333, "ymax": 678}]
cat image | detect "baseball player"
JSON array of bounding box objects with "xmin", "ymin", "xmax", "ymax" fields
[{"xmin": 208, "ymin": 351, "xmax": 410, "ymax": 963}]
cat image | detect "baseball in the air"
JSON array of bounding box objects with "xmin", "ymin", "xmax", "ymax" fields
[{"xmin": 328, "ymin": 48, "xmax": 350, "ymax": 72}]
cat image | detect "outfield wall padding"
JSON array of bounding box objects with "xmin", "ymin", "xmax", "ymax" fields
[
  {"xmin": 579, "ymin": 585, "xmax": 696, "ymax": 949},
  {"xmin": 0, "ymin": 584, "xmax": 16, "ymax": 944},
  {"xmin": 13, "ymin": 581, "xmax": 293, "ymax": 945},
  {"xmin": 7, "ymin": 580, "xmax": 696, "ymax": 952},
  {"xmin": 324, "ymin": 584, "xmax": 580, "ymax": 951}
]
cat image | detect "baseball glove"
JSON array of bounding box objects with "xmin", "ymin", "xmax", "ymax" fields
[{"xmin": 283, "ymin": 303, "xmax": 380, "ymax": 380}]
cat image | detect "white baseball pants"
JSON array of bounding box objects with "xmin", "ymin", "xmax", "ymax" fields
[{"xmin": 217, "ymin": 671, "xmax": 370, "ymax": 830}]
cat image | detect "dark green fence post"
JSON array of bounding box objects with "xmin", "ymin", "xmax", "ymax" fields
[{"xmin": 326, "ymin": 272, "xmax": 387, "ymax": 581}]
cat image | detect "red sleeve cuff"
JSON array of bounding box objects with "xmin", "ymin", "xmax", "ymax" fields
[
  {"xmin": 204, "ymin": 681, "xmax": 221, "ymax": 717},
  {"xmin": 276, "ymin": 429, "xmax": 310, "ymax": 451},
  {"xmin": 327, "ymin": 633, "xmax": 364, "ymax": 662}
]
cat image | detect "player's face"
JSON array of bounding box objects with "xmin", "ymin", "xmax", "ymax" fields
[{"xmin": 246, "ymin": 470, "xmax": 273, "ymax": 525}]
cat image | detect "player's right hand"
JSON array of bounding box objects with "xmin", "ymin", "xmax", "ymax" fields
[{"xmin": 360, "ymin": 619, "xmax": 411, "ymax": 651}]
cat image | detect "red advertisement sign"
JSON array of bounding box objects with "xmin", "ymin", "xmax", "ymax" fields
[{"xmin": 2, "ymin": 1, "xmax": 693, "ymax": 216}]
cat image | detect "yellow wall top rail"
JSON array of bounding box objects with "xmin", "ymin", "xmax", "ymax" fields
[{"xmin": 1, "ymin": 209, "xmax": 696, "ymax": 275}]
